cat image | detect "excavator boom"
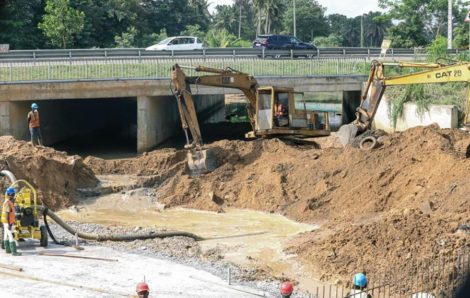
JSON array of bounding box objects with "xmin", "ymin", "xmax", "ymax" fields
[
  {"xmin": 171, "ymin": 64, "xmax": 259, "ymax": 174},
  {"xmin": 339, "ymin": 60, "xmax": 470, "ymax": 147}
]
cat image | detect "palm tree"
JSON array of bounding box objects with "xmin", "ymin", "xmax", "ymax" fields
[
  {"xmin": 263, "ymin": 0, "xmax": 283, "ymax": 34},
  {"xmin": 364, "ymin": 12, "xmax": 391, "ymax": 46},
  {"xmin": 252, "ymin": 0, "xmax": 264, "ymax": 35},
  {"xmin": 213, "ymin": 5, "xmax": 238, "ymax": 33}
]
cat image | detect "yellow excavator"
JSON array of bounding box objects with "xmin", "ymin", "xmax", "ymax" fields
[
  {"xmin": 338, "ymin": 60, "xmax": 470, "ymax": 156},
  {"xmin": 171, "ymin": 64, "xmax": 332, "ymax": 173}
]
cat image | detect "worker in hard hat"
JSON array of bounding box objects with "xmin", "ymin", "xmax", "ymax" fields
[
  {"xmin": 280, "ymin": 281, "xmax": 294, "ymax": 298},
  {"xmin": 27, "ymin": 102, "xmax": 43, "ymax": 146},
  {"xmin": 1, "ymin": 187, "xmax": 21, "ymax": 256},
  {"xmin": 347, "ymin": 273, "xmax": 372, "ymax": 298},
  {"xmin": 136, "ymin": 281, "xmax": 150, "ymax": 298}
]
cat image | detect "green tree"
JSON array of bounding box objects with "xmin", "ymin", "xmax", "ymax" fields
[
  {"xmin": 39, "ymin": 0, "xmax": 85, "ymax": 48},
  {"xmin": 212, "ymin": 1, "xmax": 256, "ymax": 41},
  {"xmin": 213, "ymin": 5, "xmax": 238, "ymax": 33},
  {"xmin": 263, "ymin": 0, "xmax": 285, "ymax": 34},
  {"xmin": 0, "ymin": 0, "xmax": 47, "ymax": 49},
  {"xmin": 378, "ymin": 0, "xmax": 462, "ymax": 47},
  {"xmin": 205, "ymin": 29, "xmax": 237, "ymax": 47},
  {"xmin": 363, "ymin": 12, "xmax": 392, "ymax": 47},
  {"xmin": 327, "ymin": 13, "xmax": 349, "ymax": 46},
  {"xmin": 427, "ymin": 35, "xmax": 449, "ymax": 61},
  {"xmin": 282, "ymin": 0, "xmax": 328, "ymax": 42},
  {"xmin": 313, "ymin": 34, "xmax": 341, "ymax": 47},
  {"xmin": 114, "ymin": 26, "xmax": 138, "ymax": 48}
]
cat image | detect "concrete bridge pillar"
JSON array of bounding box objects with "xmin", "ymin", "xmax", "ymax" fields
[
  {"xmin": 0, "ymin": 101, "xmax": 29, "ymax": 140},
  {"xmin": 136, "ymin": 94, "xmax": 225, "ymax": 153},
  {"xmin": 0, "ymin": 101, "xmax": 12, "ymax": 136},
  {"xmin": 342, "ymin": 91, "xmax": 362, "ymax": 124},
  {"xmin": 137, "ymin": 95, "xmax": 179, "ymax": 153}
]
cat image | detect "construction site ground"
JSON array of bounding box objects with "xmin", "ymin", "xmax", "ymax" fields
[{"xmin": 0, "ymin": 124, "xmax": 469, "ymax": 296}]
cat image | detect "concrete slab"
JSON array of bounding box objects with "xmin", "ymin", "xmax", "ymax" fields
[{"xmin": 0, "ymin": 244, "xmax": 271, "ymax": 298}]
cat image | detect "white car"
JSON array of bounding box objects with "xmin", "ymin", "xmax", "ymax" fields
[{"xmin": 145, "ymin": 36, "xmax": 203, "ymax": 51}]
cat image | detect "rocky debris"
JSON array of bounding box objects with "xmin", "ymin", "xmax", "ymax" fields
[{"xmin": 0, "ymin": 136, "xmax": 98, "ymax": 209}]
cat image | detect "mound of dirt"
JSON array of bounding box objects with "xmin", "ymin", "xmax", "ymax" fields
[
  {"xmin": 84, "ymin": 148, "xmax": 187, "ymax": 177},
  {"xmin": 157, "ymin": 126, "xmax": 470, "ymax": 283},
  {"xmin": 83, "ymin": 125, "xmax": 470, "ymax": 286},
  {"xmin": 0, "ymin": 136, "xmax": 98, "ymax": 209}
]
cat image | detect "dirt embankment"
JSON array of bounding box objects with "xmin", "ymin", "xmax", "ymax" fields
[
  {"xmin": 84, "ymin": 125, "xmax": 470, "ymax": 284},
  {"xmin": 0, "ymin": 136, "xmax": 98, "ymax": 209}
]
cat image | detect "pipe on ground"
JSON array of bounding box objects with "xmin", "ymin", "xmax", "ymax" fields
[{"xmin": 38, "ymin": 206, "xmax": 204, "ymax": 242}]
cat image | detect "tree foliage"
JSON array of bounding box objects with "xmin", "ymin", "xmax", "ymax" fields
[
  {"xmin": 378, "ymin": 0, "xmax": 464, "ymax": 47},
  {"xmin": 0, "ymin": 0, "xmax": 47, "ymax": 49},
  {"xmin": 282, "ymin": 0, "xmax": 328, "ymax": 42},
  {"xmin": 0, "ymin": 0, "xmax": 468, "ymax": 50},
  {"xmin": 39, "ymin": 0, "xmax": 85, "ymax": 48}
]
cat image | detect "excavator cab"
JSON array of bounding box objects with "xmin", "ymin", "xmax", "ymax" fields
[{"xmin": 248, "ymin": 87, "xmax": 328, "ymax": 138}]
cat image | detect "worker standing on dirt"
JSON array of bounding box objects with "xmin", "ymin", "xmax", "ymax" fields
[
  {"xmin": 1, "ymin": 187, "xmax": 21, "ymax": 256},
  {"xmin": 346, "ymin": 273, "xmax": 372, "ymax": 298},
  {"xmin": 27, "ymin": 103, "xmax": 43, "ymax": 146}
]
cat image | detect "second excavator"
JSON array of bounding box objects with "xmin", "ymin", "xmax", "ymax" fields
[
  {"xmin": 171, "ymin": 64, "xmax": 332, "ymax": 174},
  {"xmin": 338, "ymin": 59, "xmax": 470, "ymax": 156}
]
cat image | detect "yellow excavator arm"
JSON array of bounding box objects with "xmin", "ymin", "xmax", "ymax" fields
[
  {"xmin": 338, "ymin": 60, "xmax": 470, "ymax": 145},
  {"xmin": 171, "ymin": 64, "xmax": 259, "ymax": 174},
  {"xmin": 171, "ymin": 64, "xmax": 258, "ymax": 149}
]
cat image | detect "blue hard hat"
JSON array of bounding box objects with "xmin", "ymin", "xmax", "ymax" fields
[
  {"xmin": 353, "ymin": 273, "xmax": 368, "ymax": 288},
  {"xmin": 6, "ymin": 187, "xmax": 15, "ymax": 196},
  {"xmin": 31, "ymin": 103, "xmax": 38, "ymax": 109}
]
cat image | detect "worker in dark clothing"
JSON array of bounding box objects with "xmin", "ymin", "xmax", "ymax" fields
[{"xmin": 27, "ymin": 103, "xmax": 43, "ymax": 146}]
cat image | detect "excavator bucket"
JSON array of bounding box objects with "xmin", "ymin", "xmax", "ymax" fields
[
  {"xmin": 187, "ymin": 148, "xmax": 218, "ymax": 175},
  {"xmin": 337, "ymin": 123, "xmax": 359, "ymax": 146}
]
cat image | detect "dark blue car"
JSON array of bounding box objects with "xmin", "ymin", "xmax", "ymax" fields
[{"xmin": 253, "ymin": 34, "xmax": 317, "ymax": 58}]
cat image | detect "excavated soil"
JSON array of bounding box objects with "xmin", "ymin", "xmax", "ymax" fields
[
  {"xmin": 3, "ymin": 125, "xmax": 468, "ymax": 287},
  {"xmin": 0, "ymin": 136, "xmax": 98, "ymax": 209},
  {"xmin": 83, "ymin": 125, "xmax": 470, "ymax": 286}
]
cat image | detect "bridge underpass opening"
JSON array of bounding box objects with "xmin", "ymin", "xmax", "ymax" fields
[
  {"xmin": 35, "ymin": 98, "xmax": 137, "ymax": 158},
  {"xmin": 154, "ymin": 94, "xmax": 252, "ymax": 150}
]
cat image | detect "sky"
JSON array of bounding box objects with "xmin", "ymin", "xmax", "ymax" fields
[{"xmin": 207, "ymin": 0, "xmax": 382, "ymax": 17}]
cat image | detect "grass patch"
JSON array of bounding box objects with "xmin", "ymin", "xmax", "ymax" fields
[{"xmin": 0, "ymin": 58, "xmax": 368, "ymax": 82}]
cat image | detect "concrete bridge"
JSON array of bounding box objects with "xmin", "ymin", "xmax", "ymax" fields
[{"xmin": 0, "ymin": 76, "xmax": 365, "ymax": 153}]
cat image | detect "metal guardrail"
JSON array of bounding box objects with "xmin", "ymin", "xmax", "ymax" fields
[
  {"xmin": 0, "ymin": 57, "xmax": 369, "ymax": 82},
  {"xmin": 0, "ymin": 47, "xmax": 461, "ymax": 60}
]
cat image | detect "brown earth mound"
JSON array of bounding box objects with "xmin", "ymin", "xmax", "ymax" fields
[
  {"xmin": 83, "ymin": 125, "xmax": 470, "ymax": 284},
  {"xmin": 0, "ymin": 136, "xmax": 98, "ymax": 209},
  {"xmin": 84, "ymin": 148, "xmax": 187, "ymax": 177}
]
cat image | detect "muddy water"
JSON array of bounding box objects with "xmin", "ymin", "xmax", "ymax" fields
[{"xmin": 58, "ymin": 191, "xmax": 326, "ymax": 292}]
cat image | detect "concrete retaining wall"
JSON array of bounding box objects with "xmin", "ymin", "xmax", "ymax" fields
[{"xmin": 373, "ymin": 96, "xmax": 458, "ymax": 132}]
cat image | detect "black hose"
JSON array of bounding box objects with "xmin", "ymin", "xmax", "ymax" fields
[
  {"xmin": 43, "ymin": 207, "xmax": 66, "ymax": 246},
  {"xmin": 38, "ymin": 206, "xmax": 204, "ymax": 242}
]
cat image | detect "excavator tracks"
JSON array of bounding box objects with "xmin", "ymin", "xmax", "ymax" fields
[{"xmin": 454, "ymin": 139, "xmax": 470, "ymax": 158}]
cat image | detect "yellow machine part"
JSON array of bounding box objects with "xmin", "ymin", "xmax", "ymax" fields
[{"xmin": 6, "ymin": 180, "xmax": 41, "ymax": 241}]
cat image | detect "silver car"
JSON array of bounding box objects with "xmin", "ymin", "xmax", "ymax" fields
[{"xmin": 145, "ymin": 36, "xmax": 203, "ymax": 51}]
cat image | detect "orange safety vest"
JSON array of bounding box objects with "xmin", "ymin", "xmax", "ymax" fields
[
  {"xmin": 1, "ymin": 199, "xmax": 15, "ymax": 225},
  {"xmin": 28, "ymin": 110, "xmax": 40, "ymax": 128}
]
